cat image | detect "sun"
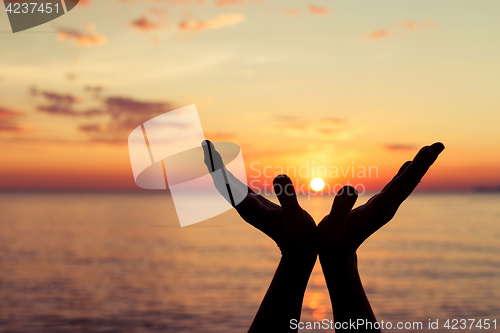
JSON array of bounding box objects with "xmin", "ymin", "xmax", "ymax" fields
[{"xmin": 310, "ymin": 178, "xmax": 325, "ymax": 191}]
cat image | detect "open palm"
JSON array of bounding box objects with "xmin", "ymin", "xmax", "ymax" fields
[
  {"xmin": 202, "ymin": 140, "xmax": 316, "ymax": 256},
  {"xmin": 318, "ymin": 142, "xmax": 445, "ymax": 256}
]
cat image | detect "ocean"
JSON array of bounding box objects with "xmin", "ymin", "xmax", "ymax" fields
[{"xmin": 0, "ymin": 192, "xmax": 499, "ymax": 332}]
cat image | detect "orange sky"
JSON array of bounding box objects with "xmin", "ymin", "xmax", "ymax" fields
[{"xmin": 0, "ymin": 0, "xmax": 499, "ymax": 191}]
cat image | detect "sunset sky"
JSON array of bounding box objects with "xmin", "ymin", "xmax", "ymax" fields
[{"xmin": 0, "ymin": 0, "xmax": 499, "ymax": 191}]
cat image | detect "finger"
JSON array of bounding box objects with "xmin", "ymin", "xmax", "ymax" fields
[
  {"xmin": 201, "ymin": 140, "xmax": 281, "ymax": 215},
  {"xmin": 201, "ymin": 140, "xmax": 255, "ymax": 196},
  {"xmin": 201, "ymin": 139, "xmax": 247, "ymax": 193},
  {"xmin": 396, "ymin": 160, "xmax": 412, "ymax": 177},
  {"xmin": 201, "ymin": 140, "xmax": 223, "ymax": 172},
  {"xmin": 370, "ymin": 161, "xmax": 410, "ymax": 206},
  {"xmin": 400, "ymin": 142, "xmax": 445, "ymax": 200},
  {"xmin": 415, "ymin": 142, "xmax": 445, "ymax": 182},
  {"xmin": 273, "ymin": 174, "xmax": 302, "ymax": 213},
  {"xmin": 381, "ymin": 160, "xmax": 411, "ymax": 193},
  {"xmin": 329, "ymin": 185, "xmax": 358, "ymax": 223},
  {"xmin": 381, "ymin": 145, "xmax": 433, "ymax": 201},
  {"xmin": 376, "ymin": 143, "xmax": 444, "ymax": 223},
  {"xmin": 200, "ymin": 141, "xmax": 280, "ymax": 239}
]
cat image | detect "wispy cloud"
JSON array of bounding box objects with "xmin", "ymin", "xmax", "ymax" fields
[
  {"xmin": 276, "ymin": 117, "xmax": 350, "ymax": 139},
  {"xmin": 84, "ymin": 85, "xmax": 104, "ymax": 99},
  {"xmin": 32, "ymin": 87, "xmax": 177, "ymax": 144},
  {"xmin": 215, "ymin": 0, "xmax": 245, "ymax": 6},
  {"xmin": 383, "ymin": 143, "xmax": 418, "ymax": 151},
  {"xmin": 367, "ymin": 29, "xmax": 390, "ymax": 40},
  {"xmin": 130, "ymin": 16, "xmax": 161, "ymax": 31},
  {"xmin": 204, "ymin": 131, "xmax": 237, "ymax": 141},
  {"xmin": 178, "ymin": 13, "xmax": 244, "ymax": 31},
  {"xmin": 78, "ymin": 97, "xmax": 176, "ymax": 143},
  {"xmin": 401, "ymin": 20, "xmax": 434, "ymax": 30},
  {"xmin": 367, "ymin": 20, "xmax": 434, "ymax": 40},
  {"xmin": 120, "ymin": 0, "xmax": 204, "ymax": 4},
  {"xmin": 31, "ymin": 87, "xmax": 101, "ymax": 117},
  {"xmin": 308, "ymin": 4, "xmax": 329, "ymax": 15},
  {"xmin": 0, "ymin": 106, "xmax": 28, "ymax": 133},
  {"xmin": 56, "ymin": 24, "xmax": 106, "ymax": 47},
  {"xmin": 285, "ymin": 8, "xmax": 301, "ymax": 16}
]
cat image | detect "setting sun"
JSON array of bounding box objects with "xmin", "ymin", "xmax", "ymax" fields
[{"xmin": 310, "ymin": 178, "xmax": 325, "ymax": 191}]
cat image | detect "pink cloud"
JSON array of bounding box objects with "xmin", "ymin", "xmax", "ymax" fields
[
  {"xmin": 0, "ymin": 107, "xmax": 28, "ymax": 133},
  {"xmin": 120, "ymin": 0, "xmax": 204, "ymax": 3},
  {"xmin": 309, "ymin": 4, "xmax": 329, "ymax": 15},
  {"xmin": 367, "ymin": 29, "xmax": 390, "ymax": 40},
  {"xmin": 204, "ymin": 132, "xmax": 237, "ymax": 141},
  {"xmin": 215, "ymin": 0, "xmax": 244, "ymax": 6},
  {"xmin": 57, "ymin": 24, "xmax": 106, "ymax": 47},
  {"xmin": 401, "ymin": 19, "xmax": 434, "ymax": 30},
  {"xmin": 178, "ymin": 13, "xmax": 244, "ymax": 31},
  {"xmin": 285, "ymin": 8, "xmax": 301, "ymax": 16},
  {"xmin": 130, "ymin": 16, "xmax": 160, "ymax": 31},
  {"xmin": 383, "ymin": 144, "xmax": 418, "ymax": 151}
]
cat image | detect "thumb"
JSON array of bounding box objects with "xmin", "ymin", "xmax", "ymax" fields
[
  {"xmin": 273, "ymin": 174, "xmax": 301, "ymax": 213},
  {"xmin": 329, "ymin": 185, "xmax": 358, "ymax": 222}
]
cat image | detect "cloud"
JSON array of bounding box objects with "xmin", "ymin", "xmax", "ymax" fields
[
  {"xmin": 276, "ymin": 117, "xmax": 350, "ymax": 139},
  {"xmin": 130, "ymin": 16, "xmax": 161, "ymax": 31},
  {"xmin": 56, "ymin": 24, "xmax": 106, "ymax": 47},
  {"xmin": 77, "ymin": 97, "xmax": 176, "ymax": 144},
  {"xmin": 84, "ymin": 85, "xmax": 104, "ymax": 99},
  {"xmin": 32, "ymin": 87, "xmax": 102, "ymax": 117},
  {"xmin": 367, "ymin": 29, "xmax": 390, "ymax": 40},
  {"xmin": 35, "ymin": 92, "xmax": 176, "ymax": 144},
  {"xmin": 204, "ymin": 131, "xmax": 237, "ymax": 141},
  {"xmin": 36, "ymin": 90, "xmax": 79, "ymax": 105},
  {"xmin": 401, "ymin": 20, "xmax": 434, "ymax": 30},
  {"xmin": 103, "ymin": 97, "xmax": 174, "ymax": 131},
  {"xmin": 178, "ymin": 13, "xmax": 244, "ymax": 31},
  {"xmin": 285, "ymin": 8, "xmax": 301, "ymax": 16},
  {"xmin": 366, "ymin": 20, "xmax": 433, "ymax": 40},
  {"xmin": 403, "ymin": 21, "xmax": 418, "ymax": 30},
  {"xmin": 78, "ymin": 124, "xmax": 102, "ymax": 132},
  {"xmin": 308, "ymin": 4, "xmax": 329, "ymax": 15},
  {"xmin": 215, "ymin": 0, "xmax": 245, "ymax": 6},
  {"xmin": 120, "ymin": 0, "xmax": 204, "ymax": 4},
  {"xmin": 34, "ymin": 88, "xmax": 175, "ymax": 143},
  {"xmin": 32, "ymin": 87, "xmax": 176, "ymax": 143},
  {"xmin": 383, "ymin": 144, "xmax": 417, "ymax": 151},
  {"xmin": 38, "ymin": 105, "xmax": 103, "ymax": 117},
  {"xmin": 0, "ymin": 106, "xmax": 27, "ymax": 133}
]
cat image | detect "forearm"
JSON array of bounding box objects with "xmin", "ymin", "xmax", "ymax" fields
[
  {"xmin": 249, "ymin": 253, "xmax": 317, "ymax": 333},
  {"xmin": 319, "ymin": 253, "xmax": 380, "ymax": 332}
]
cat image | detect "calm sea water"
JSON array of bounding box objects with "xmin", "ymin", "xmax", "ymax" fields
[{"xmin": 0, "ymin": 192, "xmax": 499, "ymax": 332}]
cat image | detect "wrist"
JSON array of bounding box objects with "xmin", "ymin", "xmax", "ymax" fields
[
  {"xmin": 278, "ymin": 240, "xmax": 318, "ymax": 260},
  {"xmin": 319, "ymin": 251, "xmax": 357, "ymax": 268},
  {"xmin": 281, "ymin": 249, "xmax": 317, "ymax": 263},
  {"xmin": 279, "ymin": 250, "xmax": 318, "ymax": 275}
]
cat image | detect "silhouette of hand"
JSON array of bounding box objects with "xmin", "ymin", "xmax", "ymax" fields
[
  {"xmin": 202, "ymin": 140, "xmax": 316, "ymax": 256},
  {"xmin": 317, "ymin": 142, "xmax": 445, "ymax": 257}
]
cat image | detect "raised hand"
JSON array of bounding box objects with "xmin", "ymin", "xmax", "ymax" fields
[
  {"xmin": 202, "ymin": 140, "xmax": 317, "ymax": 332},
  {"xmin": 317, "ymin": 142, "xmax": 444, "ymax": 332},
  {"xmin": 318, "ymin": 142, "xmax": 445, "ymax": 257},
  {"xmin": 202, "ymin": 140, "xmax": 316, "ymax": 256}
]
